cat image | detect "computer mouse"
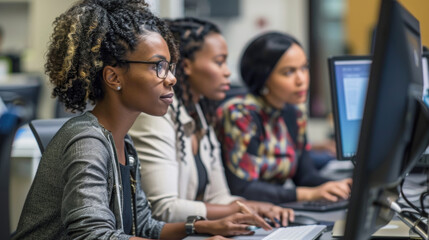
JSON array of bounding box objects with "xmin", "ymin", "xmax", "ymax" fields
[{"xmin": 289, "ymin": 215, "xmax": 319, "ymax": 226}]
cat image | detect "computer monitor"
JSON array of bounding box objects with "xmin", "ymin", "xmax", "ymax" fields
[
  {"xmin": 419, "ymin": 52, "xmax": 429, "ymax": 166},
  {"xmin": 0, "ymin": 75, "xmax": 41, "ymax": 120},
  {"xmin": 344, "ymin": 1, "xmax": 429, "ymax": 239},
  {"xmin": 329, "ymin": 53, "xmax": 429, "ymax": 166},
  {"xmin": 328, "ymin": 55, "xmax": 371, "ymax": 160}
]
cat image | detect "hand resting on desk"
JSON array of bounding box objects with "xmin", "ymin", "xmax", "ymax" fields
[{"xmin": 296, "ymin": 178, "xmax": 352, "ymax": 202}]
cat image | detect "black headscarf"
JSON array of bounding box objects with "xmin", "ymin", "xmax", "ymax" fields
[{"xmin": 240, "ymin": 31, "xmax": 301, "ymax": 95}]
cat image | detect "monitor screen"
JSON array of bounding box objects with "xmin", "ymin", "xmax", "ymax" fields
[
  {"xmin": 423, "ymin": 52, "xmax": 429, "ymax": 107},
  {"xmin": 328, "ymin": 56, "xmax": 371, "ymax": 160},
  {"xmin": 419, "ymin": 52, "xmax": 429, "ymax": 166},
  {"xmin": 330, "ymin": 53, "xmax": 429, "ymax": 165},
  {"xmin": 344, "ymin": 1, "xmax": 429, "ymax": 239}
]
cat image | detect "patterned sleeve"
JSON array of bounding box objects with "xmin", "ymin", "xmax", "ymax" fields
[
  {"xmin": 217, "ymin": 101, "xmax": 298, "ymax": 203},
  {"xmin": 218, "ymin": 102, "xmax": 263, "ymax": 181}
]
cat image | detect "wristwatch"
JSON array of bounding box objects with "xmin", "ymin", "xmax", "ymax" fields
[{"xmin": 185, "ymin": 215, "xmax": 205, "ymax": 235}]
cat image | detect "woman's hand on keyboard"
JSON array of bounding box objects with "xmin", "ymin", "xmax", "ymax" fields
[
  {"xmin": 194, "ymin": 212, "xmax": 272, "ymax": 236},
  {"xmin": 259, "ymin": 205, "xmax": 295, "ymax": 227},
  {"xmin": 297, "ymin": 178, "xmax": 353, "ymax": 201},
  {"xmin": 243, "ymin": 201, "xmax": 295, "ymax": 227}
]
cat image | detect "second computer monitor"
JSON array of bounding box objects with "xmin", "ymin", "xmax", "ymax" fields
[
  {"xmin": 328, "ymin": 55, "xmax": 372, "ymax": 160},
  {"xmin": 423, "ymin": 52, "xmax": 429, "ymax": 106},
  {"xmin": 329, "ymin": 53, "xmax": 429, "ymax": 162}
]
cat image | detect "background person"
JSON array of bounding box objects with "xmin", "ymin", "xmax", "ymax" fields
[
  {"xmin": 217, "ymin": 31, "xmax": 352, "ymax": 204},
  {"xmin": 129, "ymin": 17, "xmax": 294, "ymax": 227}
]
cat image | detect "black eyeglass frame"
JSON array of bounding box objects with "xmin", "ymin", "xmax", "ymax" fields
[{"xmin": 119, "ymin": 59, "xmax": 176, "ymax": 79}]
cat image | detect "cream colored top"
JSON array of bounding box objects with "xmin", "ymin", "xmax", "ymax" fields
[{"xmin": 129, "ymin": 97, "xmax": 241, "ymax": 222}]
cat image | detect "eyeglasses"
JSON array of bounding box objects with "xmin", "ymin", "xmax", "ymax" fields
[{"xmin": 120, "ymin": 59, "xmax": 176, "ymax": 79}]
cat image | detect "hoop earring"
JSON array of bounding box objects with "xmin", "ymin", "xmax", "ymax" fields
[{"xmin": 261, "ymin": 86, "xmax": 269, "ymax": 95}]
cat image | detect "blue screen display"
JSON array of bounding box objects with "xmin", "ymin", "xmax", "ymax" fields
[
  {"xmin": 333, "ymin": 56, "xmax": 429, "ymax": 159},
  {"xmin": 333, "ymin": 60, "xmax": 371, "ymax": 158}
]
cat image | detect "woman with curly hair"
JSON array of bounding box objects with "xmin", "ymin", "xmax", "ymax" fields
[
  {"xmin": 12, "ymin": 1, "xmax": 272, "ymax": 239},
  {"xmin": 217, "ymin": 32, "xmax": 352, "ymax": 204},
  {"xmin": 128, "ymin": 17, "xmax": 294, "ymax": 227}
]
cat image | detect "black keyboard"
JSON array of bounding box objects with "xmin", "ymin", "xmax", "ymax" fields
[{"xmin": 280, "ymin": 199, "xmax": 349, "ymax": 212}]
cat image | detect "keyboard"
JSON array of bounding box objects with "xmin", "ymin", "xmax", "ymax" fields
[
  {"xmin": 280, "ymin": 199, "xmax": 349, "ymax": 212},
  {"xmin": 262, "ymin": 225, "xmax": 326, "ymax": 240}
]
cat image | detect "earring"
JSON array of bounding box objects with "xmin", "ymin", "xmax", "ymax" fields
[
  {"xmin": 116, "ymin": 86, "xmax": 122, "ymax": 91},
  {"xmin": 261, "ymin": 86, "xmax": 269, "ymax": 95}
]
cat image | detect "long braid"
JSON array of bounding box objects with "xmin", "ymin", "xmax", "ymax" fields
[
  {"xmin": 167, "ymin": 17, "xmax": 220, "ymax": 163},
  {"xmin": 45, "ymin": 0, "xmax": 178, "ymax": 112}
]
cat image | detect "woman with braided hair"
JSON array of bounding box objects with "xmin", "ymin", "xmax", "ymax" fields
[
  {"xmin": 12, "ymin": 1, "xmax": 272, "ymax": 239},
  {"xmin": 129, "ymin": 17, "xmax": 294, "ymax": 227}
]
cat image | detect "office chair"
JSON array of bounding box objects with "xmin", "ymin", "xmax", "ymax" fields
[
  {"xmin": 0, "ymin": 108, "xmax": 27, "ymax": 239},
  {"xmin": 28, "ymin": 118, "xmax": 70, "ymax": 154}
]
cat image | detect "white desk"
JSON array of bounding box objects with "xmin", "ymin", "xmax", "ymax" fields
[
  {"xmin": 10, "ymin": 125, "xmax": 41, "ymax": 232},
  {"xmin": 183, "ymin": 209, "xmax": 343, "ymax": 240},
  {"xmin": 183, "ymin": 173, "xmax": 427, "ymax": 240}
]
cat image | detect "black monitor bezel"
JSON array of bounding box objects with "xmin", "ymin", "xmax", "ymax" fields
[
  {"xmin": 328, "ymin": 55, "xmax": 372, "ymax": 161},
  {"xmin": 344, "ymin": 0, "xmax": 423, "ymax": 239},
  {"xmin": 423, "ymin": 51, "xmax": 429, "ymax": 86}
]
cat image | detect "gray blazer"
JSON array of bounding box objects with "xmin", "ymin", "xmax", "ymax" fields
[{"xmin": 13, "ymin": 112, "xmax": 164, "ymax": 240}]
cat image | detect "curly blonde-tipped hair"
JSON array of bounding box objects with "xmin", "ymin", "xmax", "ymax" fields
[{"xmin": 45, "ymin": 0, "xmax": 178, "ymax": 112}]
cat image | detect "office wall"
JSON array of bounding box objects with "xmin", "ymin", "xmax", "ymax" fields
[
  {"xmin": 28, "ymin": 0, "xmax": 76, "ymax": 118},
  {"xmin": 345, "ymin": 0, "xmax": 429, "ymax": 55},
  {"xmin": 0, "ymin": 0, "xmax": 307, "ymax": 118},
  {"xmin": 0, "ymin": 0, "xmax": 76, "ymax": 118},
  {"xmin": 0, "ymin": 2, "xmax": 29, "ymax": 53},
  {"xmin": 205, "ymin": 0, "xmax": 308, "ymax": 85}
]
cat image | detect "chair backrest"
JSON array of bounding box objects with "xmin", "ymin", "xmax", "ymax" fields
[
  {"xmin": 0, "ymin": 109, "xmax": 27, "ymax": 239},
  {"xmin": 28, "ymin": 118, "xmax": 70, "ymax": 154}
]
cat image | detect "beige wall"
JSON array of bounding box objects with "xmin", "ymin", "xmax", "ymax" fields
[
  {"xmin": 345, "ymin": 0, "xmax": 429, "ymax": 55},
  {"xmin": 28, "ymin": 0, "xmax": 78, "ymax": 118},
  {"xmin": 207, "ymin": 0, "xmax": 308, "ymax": 85}
]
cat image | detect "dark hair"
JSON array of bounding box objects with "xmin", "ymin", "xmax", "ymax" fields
[
  {"xmin": 166, "ymin": 17, "xmax": 221, "ymax": 163},
  {"xmin": 45, "ymin": 0, "xmax": 178, "ymax": 112},
  {"xmin": 240, "ymin": 31, "xmax": 301, "ymax": 96}
]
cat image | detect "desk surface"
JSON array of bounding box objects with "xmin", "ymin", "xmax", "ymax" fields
[
  {"xmin": 12, "ymin": 124, "xmax": 40, "ymax": 158},
  {"xmin": 183, "ymin": 205, "xmax": 346, "ymax": 240},
  {"xmin": 184, "ymin": 174, "xmax": 427, "ymax": 240}
]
